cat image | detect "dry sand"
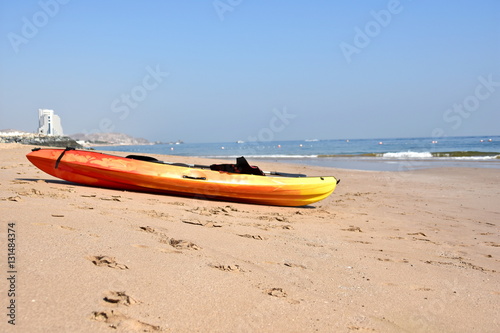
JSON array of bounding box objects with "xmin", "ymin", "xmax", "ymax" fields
[{"xmin": 1, "ymin": 143, "xmax": 499, "ymax": 332}]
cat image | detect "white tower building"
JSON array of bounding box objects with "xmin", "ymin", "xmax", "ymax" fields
[{"xmin": 38, "ymin": 109, "xmax": 64, "ymax": 136}]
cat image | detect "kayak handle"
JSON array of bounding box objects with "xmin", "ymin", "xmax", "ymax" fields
[
  {"xmin": 55, "ymin": 147, "xmax": 75, "ymax": 169},
  {"xmin": 183, "ymin": 175, "xmax": 207, "ymax": 180}
]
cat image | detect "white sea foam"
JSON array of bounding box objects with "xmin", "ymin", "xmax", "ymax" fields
[
  {"xmin": 453, "ymin": 155, "xmax": 499, "ymax": 160},
  {"xmin": 204, "ymin": 154, "xmax": 319, "ymax": 159},
  {"xmin": 381, "ymin": 152, "xmax": 499, "ymax": 160},
  {"xmin": 382, "ymin": 151, "xmax": 433, "ymax": 159}
]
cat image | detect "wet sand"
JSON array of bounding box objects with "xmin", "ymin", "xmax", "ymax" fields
[{"xmin": 1, "ymin": 143, "xmax": 499, "ymax": 332}]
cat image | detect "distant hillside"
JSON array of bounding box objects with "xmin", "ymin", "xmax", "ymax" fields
[{"xmin": 70, "ymin": 132, "xmax": 150, "ymax": 145}]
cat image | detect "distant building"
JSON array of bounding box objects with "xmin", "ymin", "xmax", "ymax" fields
[{"xmin": 38, "ymin": 109, "xmax": 63, "ymax": 136}]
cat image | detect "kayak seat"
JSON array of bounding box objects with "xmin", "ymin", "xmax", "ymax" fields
[{"xmin": 210, "ymin": 156, "xmax": 265, "ymax": 176}]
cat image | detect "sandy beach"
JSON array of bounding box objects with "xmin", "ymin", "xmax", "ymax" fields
[{"xmin": 1, "ymin": 143, "xmax": 499, "ymax": 332}]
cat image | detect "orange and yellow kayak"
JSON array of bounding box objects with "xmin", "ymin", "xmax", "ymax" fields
[{"xmin": 26, "ymin": 148, "xmax": 338, "ymax": 206}]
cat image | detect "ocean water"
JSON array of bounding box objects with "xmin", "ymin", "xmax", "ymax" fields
[{"xmin": 95, "ymin": 135, "xmax": 500, "ymax": 171}]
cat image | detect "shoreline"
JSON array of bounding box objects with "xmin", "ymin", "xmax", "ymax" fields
[
  {"xmin": 91, "ymin": 139, "xmax": 500, "ymax": 172},
  {"xmin": 93, "ymin": 145, "xmax": 500, "ymax": 172},
  {"xmin": 257, "ymin": 156, "xmax": 500, "ymax": 172},
  {"xmin": 1, "ymin": 143, "xmax": 499, "ymax": 332},
  {"xmin": 3, "ymin": 142, "xmax": 500, "ymax": 172}
]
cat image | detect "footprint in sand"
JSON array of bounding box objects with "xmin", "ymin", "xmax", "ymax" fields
[
  {"xmin": 238, "ymin": 234, "xmax": 264, "ymax": 240},
  {"xmin": 91, "ymin": 310, "xmax": 161, "ymax": 331},
  {"xmin": 70, "ymin": 203, "xmax": 95, "ymax": 210},
  {"xmin": 139, "ymin": 226, "xmax": 157, "ymax": 233},
  {"xmin": 168, "ymin": 238, "xmax": 201, "ymax": 250},
  {"xmin": 59, "ymin": 225, "xmax": 76, "ymax": 231},
  {"xmin": 265, "ymin": 287, "xmax": 287, "ymax": 298},
  {"xmin": 136, "ymin": 225, "xmax": 200, "ymax": 250},
  {"xmin": 140, "ymin": 210, "xmax": 170, "ymax": 220},
  {"xmin": 258, "ymin": 285, "xmax": 300, "ymax": 303},
  {"xmin": 257, "ymin": 214, "xmax": 288, "ymax": 222},
  {"xmin": 182, "ymin": 219, "xmax": 223, "ymax": 228},
  {"xmin": 284, "ymin": 262, "xmax": 307, "ymax": 269},
  {"xmin": 2, "ymin": 196, "xmax": 22, "ymax": 202},
  {"xmin": 102, "ymin": 291, "xmax": 141, "ymax": 307},
  {"xmin": 138, "ymin": 225, "xmax": 170, "ymax": 238},
  {"xmin": 16, "ymin": 188, "xmax": 43, "ymax": 196},
  {"xmin": 348, "ymin": 240, "xmax": 372, "ymax": 244},
  {"xmin": 209, "ymin": 263, "xmax": 244, "ymax": 272},
  {"xmin": 87, "ymin": 256, "xmax": 129, "ymax": 270},
  {"xmin": 138, "ymin": 225, "xmax": 172, "ymax": 244},
  {"xmin": 100, "ymin": 196, "xmax": 123, "ymax": 202},
  {"xmin": 408, "ymin": 232, "xmax": 427, "ymax": 237},
  {"xmin": 342, "ymin": 226, "xmax": 363, "ymax": 232},
  {"xmin": 187, "ymin": 206, "xmax": 212, "ymax": 216},
  {"xmin": 131, "ymin": 244, "xmax": 181, "ymax": 254},
  {"xmin": 10, "ymin": 180, "xmax": 30, "ymax": 185},
  {"xmin": 167, "ymin": 201, "xmax": 185, "ymax": 206},
  {"xmin": 377, "ymin": 258, "xmax": 393, "ymax": 262},
  {"xmin": 186, "ymin": 205, "xmax": 238, "ymax": 216}
]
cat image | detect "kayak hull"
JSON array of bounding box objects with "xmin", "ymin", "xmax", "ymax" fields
[{"xmin": 26, "ymin": 149, "xmax": 338, "ymax": 207}]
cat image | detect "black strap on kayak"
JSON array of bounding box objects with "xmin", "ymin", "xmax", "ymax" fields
[
  {"xmin": 55, "ymin": 147, "xmax": 75, "ymax": 169},
  {"xmin": 125, "ymin": 155, "xmax": 161, "ymax": 162},
  {"xmin": 126, "ymin": 155, "xmax": 209, "ymax": 169}
]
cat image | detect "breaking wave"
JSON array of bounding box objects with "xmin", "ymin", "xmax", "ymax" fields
[
  {"xmin": 380, "ymin": 151, "xmax": 499, "ymax": 160},
  {"xmin": 381, "ymin": 152, "xmax": 433, "ymax": 159}
]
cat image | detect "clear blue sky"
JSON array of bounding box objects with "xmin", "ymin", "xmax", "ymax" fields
[{"xmin": 1, "ymin": 0, "xmax": 499, "ymax": 142}]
